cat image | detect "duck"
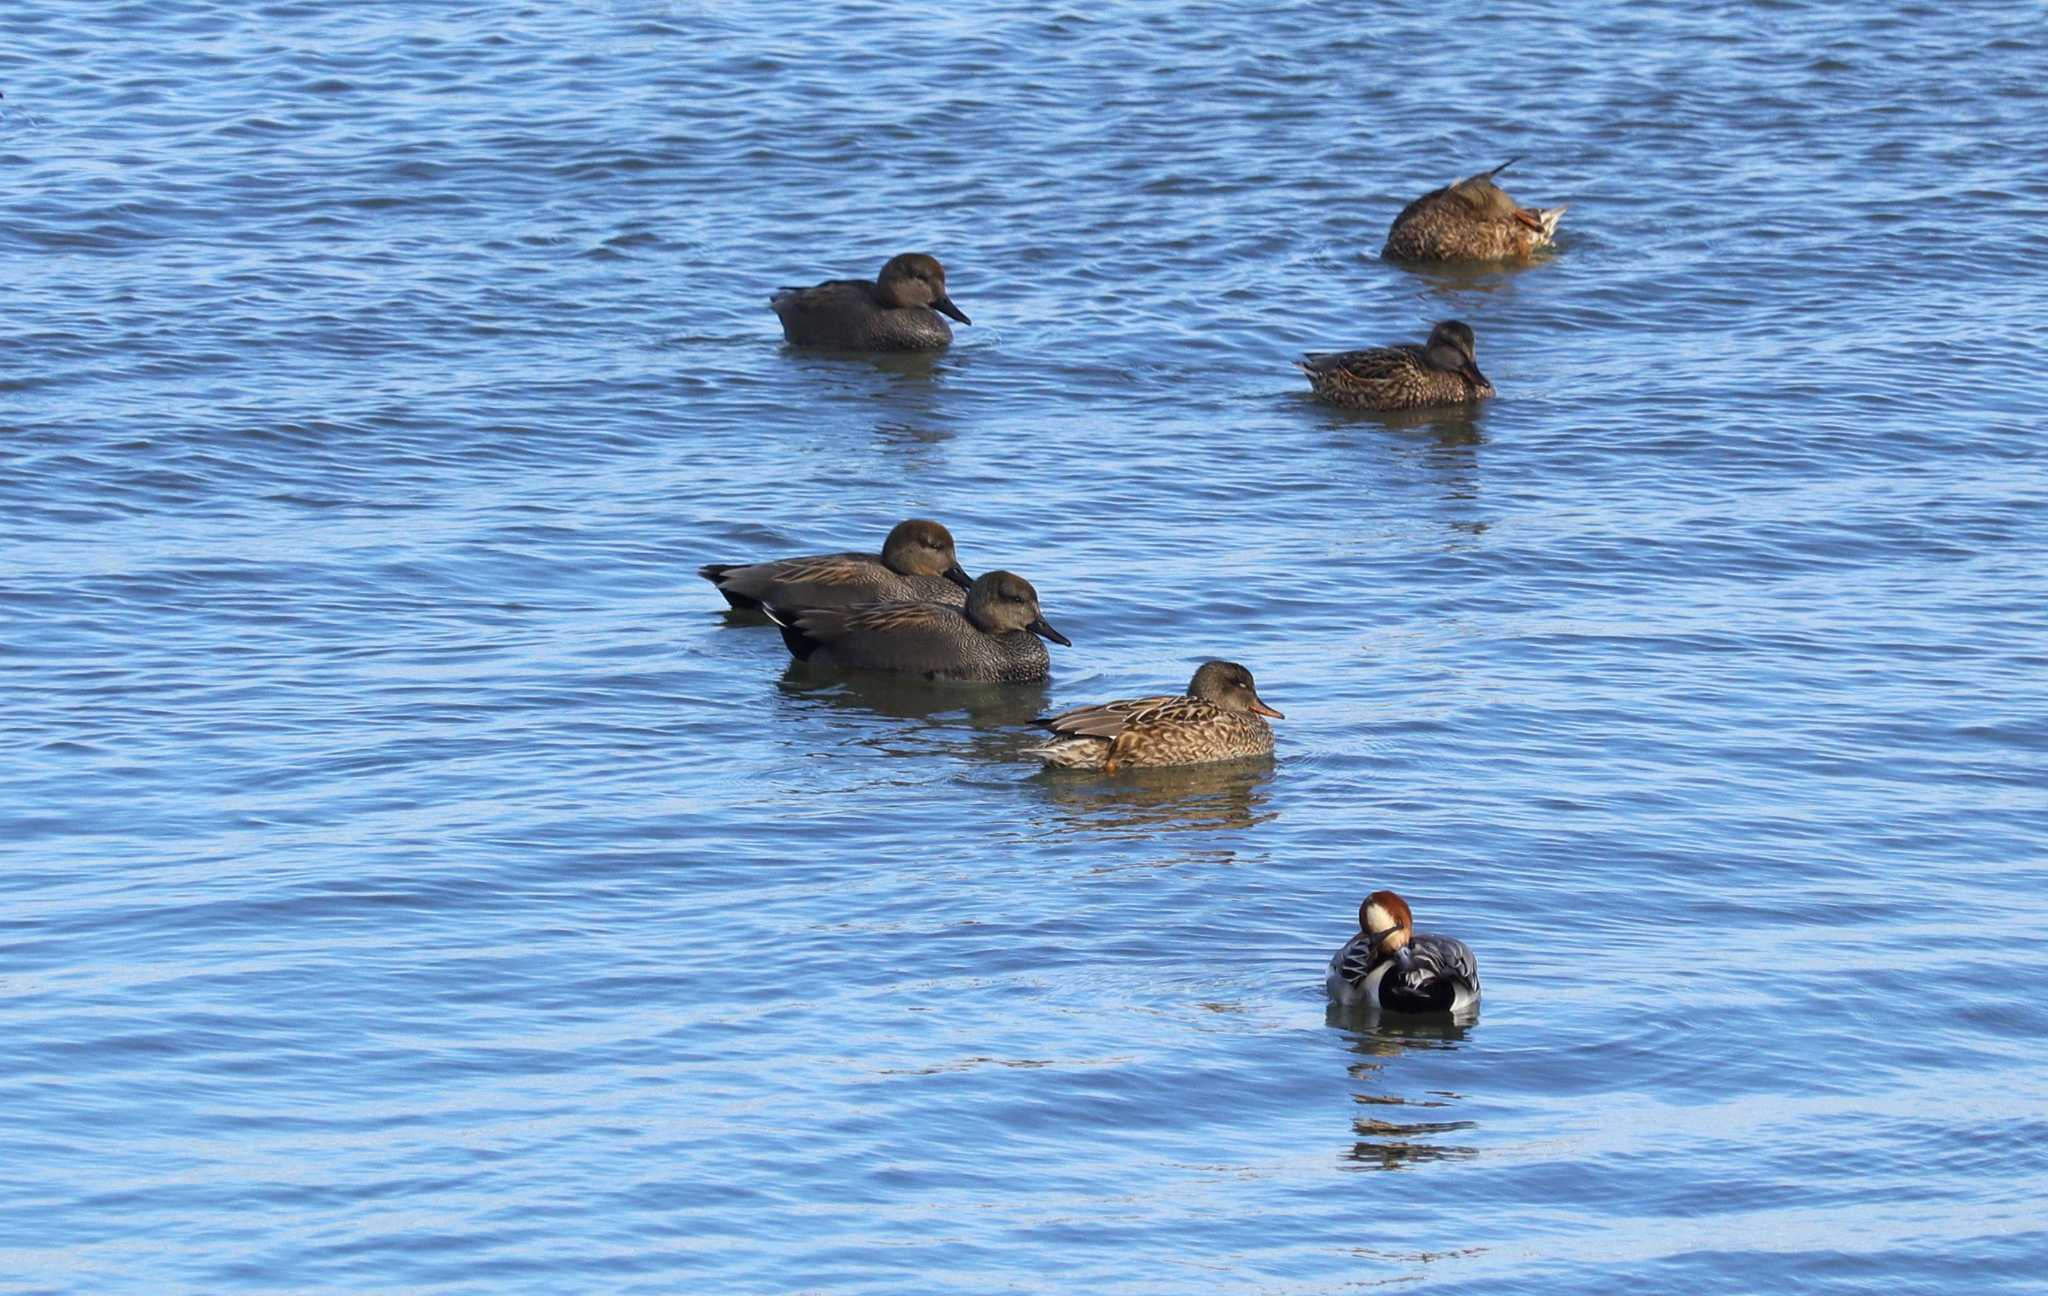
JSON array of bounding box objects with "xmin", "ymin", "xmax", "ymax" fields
[
  {"xmin": 770, "ymin": 252, "xmax": 970, "ymax": 351},
  {"xmin": 1299, "ymin": 320, "xmax": 1493, "ymax": 410},
  {"xmin": 1025, "ymin": 661, "xmax": 1283, "ymax": 772},
  {"xmin": 700, "ymin": 518, "xmax": 973, "ymax": 612},
  {"xmin": 1326, "ymin": 890, "xmax": 1481, "ymax": 1015},
  {"xmin": 765, "ymin": 570, "xmax": 1070, "ymax": 683},
  {"xmin": 1381, "ymin": 160, "xmax": 1566, "ymax": 263}
]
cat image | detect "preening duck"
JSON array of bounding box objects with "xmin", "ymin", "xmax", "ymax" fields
[
  {"xmin": 1327, "ymin": 890, "xmax": 1481, "ymax": 1016},
  {"xmin": 1381, "ymin": 159, "xmax": 1566, "ymax": 263}
]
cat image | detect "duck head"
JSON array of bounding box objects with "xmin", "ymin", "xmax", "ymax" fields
[
  {"xmin": 878, "ymin": 253, "xmax": 970, "ymax": 325},
  {"xmin": 1187, "ymin": 660, "xmax": 1284, "ymax": 719},
  {"xmin": 1359, "ymin": 889, "xmax": 1414, "ymax": 958},
  {"xmin": 965, "ymin": 570, "xmax": 1070, "ymax": 646},
  {"xmin": 881, "ymin": 518, "xmax": 973, "ymax": 590},
  {"xmin": 1423, "ymin": 320, "xmax": 1488, "ymax": 389}
]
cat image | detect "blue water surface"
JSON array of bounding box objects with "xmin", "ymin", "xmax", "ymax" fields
[{"xmin": 4, "ymin": 2, "xmax": 2046, "ymax": 1293}]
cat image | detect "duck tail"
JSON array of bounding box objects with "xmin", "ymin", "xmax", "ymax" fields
[
  {"xmin": 762, "ymin": 603, "xmax": 825, "ymax": 660},
  {"xmin": 700, "ymin": 563, "xmax": 766, "ymax": 611},
  {"xmin": 1486, "ymin": 157, "xmax": 1519, "ymax": 179},
  {"xmin": 1021, "ymin": 736, "xmax": 1107, "ymax": 770}
]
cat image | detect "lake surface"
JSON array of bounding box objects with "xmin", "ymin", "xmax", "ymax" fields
[{"xmin": 5, "ymin": 2, "xmax": 2046, "ymax": 1292}]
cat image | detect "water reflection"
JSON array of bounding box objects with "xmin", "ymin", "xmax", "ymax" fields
[
  {"xmin": 1025, "ymin": 758, "xmax": 1279, "ymax": 837},
  {"xmin": 1327, "ymin": 1011, "xmax": 1480, "ymax": 1171},
  {"xmin": 776, "ymin": 664, "xmax": 1051, "ymax": 729},
  {"xmin": 778, "ymin": 346, "xmax": 946, "ymax": 382},
  {"xmin": 1310, "ymin": 398, "xmax": 1487, "ymax": 445}
]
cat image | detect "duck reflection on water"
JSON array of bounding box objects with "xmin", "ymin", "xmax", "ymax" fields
[
  {"xmin": 776, "ymin": 666, "xmax": 1052, "ymax": 730},
  {"xmin": 1328, "ymin": 1012, "xmax": 1479, "ymax": 1171},
  {"xmin": 1025, "ymin": 757, "xmax": 1278, "ymax": 837}
]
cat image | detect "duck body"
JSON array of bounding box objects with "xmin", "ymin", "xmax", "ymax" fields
[
  {"xmin": 766, "ymin": 570, "xmax": 1068, "ymax": 684},
  {"xmin": 1299, "ymin": 345, "xmax": 1492, "ymax": 411},
  {"xmin": 1382, "ymin": 160, "xmax": 1566, "ymax": 263},
  {"xmin": 1026, "ymin": 661, "xmax": 1282, "ymax": 772},
  {"xmin": 770, "ymin": 252, "xmax": 969, "ymax": 352},
  {"xmin": 1326, "ymin": 891, "xmax": 1481, "ymax": 1016},
  {"xmin": 1299, "ymin": 320, "xmax": 1493, "ymax": 411},
  {"xmin": 1326, "ymin": 931, "xmax": 1482, "ymax": 1014},
  {"xmin": 701, "ymin": 519, "xmax": 972, "ymax": 612}
]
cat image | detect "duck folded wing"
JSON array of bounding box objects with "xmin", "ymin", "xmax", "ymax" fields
[
  {"xmin": 767, "ymin": 599, "xmax": 982, "ymax": 673},
  {"xmin": 1329, "ymin": 933, "xmax": 1375, "ymax": 989},
  {"xmin": 1040, "ymin": 694, "xmax": 1187, "ymax": 738},
  {"xmin": 1404, "ymin": 935, "xmax": 1480, "ymax": 991},
  {"xmin": 706, "ymin": 553, "xmax": 869, "ymax": 605}
]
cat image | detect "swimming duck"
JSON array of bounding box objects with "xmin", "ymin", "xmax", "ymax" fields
[
  {"xmin": 700, "ymin": 518, "xmax": 973, "ymax": 612},
  {"xmin": 766, "ymin": 570, "xmax": 1070, "ymax": 683},
  {"xmin": 770, "ymin": 252, "xmax": 970, "ymax": 351},
  {"xmin": 1025, "ymin": 661, "xmax": 1283, "ymax": 772},
  {"xmin": 1299, "ymin": 320, "xmax": 1493, "ymax": 410},
  {"xmin": 1327, "ymin": 890, "xmax": 1481, "ymax": 1015},
  {"xmin": 1382, "ymin": 160, "xmax": 1566, "ymax": 263}
]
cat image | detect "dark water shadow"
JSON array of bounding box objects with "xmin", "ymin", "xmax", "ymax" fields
[
  {"xmin": 1303, "ymin": 394, "xmax": 1487, "ymax": 446},
  {"xmin": 776, "ymin": 345, "xmax": 948, "ymax": 382},
  {"xmin": 1378, "ymin": 251, "xmax": 1563, "ymax": 295},
  {"xmin": 776, "ymin": 662, "xmax": 1051, "ymax": 729},
  {"xmin": 1327, "ymin": 1009, "xmax": 1481, "ymax": 1171},
  {"xmin": 1023, "ymin": 757, "xmax": 1279, "ymax": 838}
]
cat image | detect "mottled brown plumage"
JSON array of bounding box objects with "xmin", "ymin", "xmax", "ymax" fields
[
  {"xmin": 700, "ymin": 519, "xmax": 972, "ymax": 611},
  {"xmin": 1382, "ymin": 160, "xmax": 1566, "ymax": 263},
  {"xmin": 1026, "ymin": 661, "xmax": 1283, "ymax": 772},
  {"xmin": 770, "ymin": 252, "xmax": 970, "ymax": 351},
  {"xmin": 766, "ymin": 570, "xmax": 1070, "ymax": 683},
  {"xmin": 1299, "ymin": 320, "xmax": 1494, "ymax": 411}
]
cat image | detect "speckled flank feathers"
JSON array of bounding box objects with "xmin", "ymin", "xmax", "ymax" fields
[
  {"xmin": 1026, "ymin": 660, "xmax": 1282, "ymax": 772},
  {"xmin": 1382, "ymin": 159, "xmax": 1566, "ymax": 263}
]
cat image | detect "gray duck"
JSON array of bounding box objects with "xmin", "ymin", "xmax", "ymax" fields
[
  {"xmin": 701, "ymin": 518, "xmax": 972, "ymax": 612},
  {"xmin": 766, "ymin": 570, "xmax": 1069, "ymax": 683},
  {"xmin": 770, "ymin": 252, "xmax": 970, "ymax": 351}
]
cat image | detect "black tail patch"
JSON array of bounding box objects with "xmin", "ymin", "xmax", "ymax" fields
[
  {"xmin": 763, "ymin": 604, "xmax": 823, "ymax": 660},
  {"xmin": 699, "ymin": 564, "xmax": 763, "ymax": 611}
]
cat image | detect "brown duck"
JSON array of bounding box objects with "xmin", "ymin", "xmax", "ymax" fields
[
  {"xmin": 1299, "ymin": 320, "xmax": 1493, "ymax": 411},
  {"xmin": 770, "ymin": 253, "xmax": 970, "ymax": 351},
  {"xmin": 1025, "ymin": 661, "xmax": 1283, "ymax": 773},
  {"xmin": 1382, "ymin": 160, "xmax": 1566, "ymax": 263},
  {"xmin": 700, "ymin": 519, "xmax": 972, "ymax": 612},
  {"xmin": 766, "ymin": 570, "xmax": 1070, "ymax": 684}
]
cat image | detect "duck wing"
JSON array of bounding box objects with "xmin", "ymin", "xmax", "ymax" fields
[
  {"xmin": 1328, "ymin": 931, "xmax": 1378, "ymax": 990},
  {"xmin": 770, "ymin": 278, "xmax": 877, "ymax": 311},
  {"xmin": 701, "ymin": 551, "xmax": 880, "ymax": 608},
  {"xmin": 1381, "ymin": 933, "xmax": 1481, "ymax": 1012},
  {"xmin": 766, "ymin": 598, "xmax": 979, "ymax": 673},
  {"xmin": 1039, "ymin": 693, "xmax": 1190, "ymax": 739}
]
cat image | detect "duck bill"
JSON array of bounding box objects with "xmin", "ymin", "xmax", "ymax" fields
[
  {"xmin": 1461, "ymin": 361, "xmax": 1489, "ymax": 389},
  {"xmin": 943, "ymin": 562, "xmax": 974, "ymax": 591},
  {"xmin": 933, "ymin": 295, "xmax": 971, "ymax": 325},
  {"xmin": 1027, "ymin": 616, "xmax": 1071, "ymax": 647},
  {"xmin": 1250, "ymin": 699, "xmax": 1285, "ymax": 719}
]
